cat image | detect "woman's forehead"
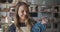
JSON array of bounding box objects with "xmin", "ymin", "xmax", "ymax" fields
[{"xmin": 19, "ymin": 5, "xmax": 28, "ymax": 10}]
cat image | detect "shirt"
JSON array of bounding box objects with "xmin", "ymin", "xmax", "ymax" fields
[{"xmin": 20, "ymin": 27, "xmax": 30, "ymax": 32}]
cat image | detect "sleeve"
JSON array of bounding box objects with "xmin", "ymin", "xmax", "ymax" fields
[
  {"xmin": 8, "ymin": 24, "xmax": 16, "ymax": 32},
  {"xmin": 31, "ymin": 22, "xmax": 41, "ymax": 32},
  {"xmin": 40, "ymin": 24, "xmax": 46, "ymax": 32}
]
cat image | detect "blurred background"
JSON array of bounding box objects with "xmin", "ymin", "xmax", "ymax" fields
[{"xmin": 0, "ymin": 0, "xmax": 60, "ymax": 32}]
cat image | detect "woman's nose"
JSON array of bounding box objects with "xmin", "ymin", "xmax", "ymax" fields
[{"xmin": 24, "ymin": 11, "xmax": 27, "ymax": 15}]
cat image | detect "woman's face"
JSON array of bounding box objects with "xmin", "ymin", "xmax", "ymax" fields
[{"xmin": 18, "ymin": 5, "xmax": 29, "ymax": 20}]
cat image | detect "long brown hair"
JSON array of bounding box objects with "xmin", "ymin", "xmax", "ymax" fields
[{"xmin": 14, "ymin": 2, "xmax": 33, "ymax": 32}]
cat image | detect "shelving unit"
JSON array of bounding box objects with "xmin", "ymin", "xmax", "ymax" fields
[
  {"xmin": 0, "ymin": 0, "xmax": 17, "ymax": 32},
  {"xmin": 29, "ymin": 2, "xmax": 59, "ymax": 32}
]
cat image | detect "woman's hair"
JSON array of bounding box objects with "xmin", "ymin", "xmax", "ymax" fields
[{"xmin": 14, "ymin": 2, "xmax": 33, "ymax": 32}]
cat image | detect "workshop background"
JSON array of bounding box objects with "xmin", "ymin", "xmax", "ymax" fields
[{"xmin": 0, "ymin": 0, "xmax": 60, "ymax": 32}]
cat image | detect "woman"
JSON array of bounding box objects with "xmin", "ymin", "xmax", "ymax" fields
[
  {"xmin": 9, "ymin": 2, "xmax": 46, "ymax": 32},
  {"xmin": 9, "ymin": 2, "xmax": 36, "ymax": 32}
]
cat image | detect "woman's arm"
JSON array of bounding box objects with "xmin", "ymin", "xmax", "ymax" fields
[{"xmin": 31, "ymin": 22, "xmax": 46, "ymax": 32}]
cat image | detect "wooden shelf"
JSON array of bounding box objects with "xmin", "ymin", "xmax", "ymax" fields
[
  {"xmin": 0, "ymin": 3, "xmax": 16, "ymax": 4},
  {"xmin": 0, "ymin": 16, "xmax": 6, "ymax": 19},
  {"xmin": 30, "ymin": 4, "xmax": 59, "ymax": 6},
  {"xmin": 0, "ymin": 8, "xmax": 10, "ymax": 12},
  {"xmin": 0, "ymin": 3, "xmax": 16, "ymax": 6},
  {"xmin": 39, "ymin": 11, "xmax": 58, "ymax": 13},
  {"xmin": 29, "ymin": 11, "xmax": 58, "ymax": 13}
]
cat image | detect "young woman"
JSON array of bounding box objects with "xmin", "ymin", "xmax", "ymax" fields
[
  {"xmin": 9, "ymin": 2, "xmax": 36, "ymax": 32},
  {"xmin": 9, "ymin": 2, "xmax": 47, "ymax": 32}
]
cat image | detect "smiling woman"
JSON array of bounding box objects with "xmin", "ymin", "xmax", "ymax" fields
[
  {"xmin": 8, "ymin": 2, "xmax": 36, "ymax": 32},
  {"xmin": 8, "ymin": 1, "xmax": 47, "ymax": 32}
]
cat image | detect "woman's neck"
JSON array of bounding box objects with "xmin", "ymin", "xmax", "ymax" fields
[{"xmin": 20, "ymin": 19, "xmax": 27, "ymax": 23}]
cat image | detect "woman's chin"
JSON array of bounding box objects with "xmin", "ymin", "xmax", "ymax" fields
[{"xmin": 21, "ymin": 17, "xmax": 26, "ymax": 20}]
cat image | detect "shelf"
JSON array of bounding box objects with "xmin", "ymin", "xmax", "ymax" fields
[
  {"xmin": 29, "ymin": 11, "xmax": 58, "ymax": 13},
  {"xmin": 0, "ymin": 8, "xmax": 9, "ymax": 12},
  {"xmin": 0, "ymin": 16, "xmax": 6, "ymax": 19},
  {"xmin": 40, "ymin": 11, "xmax": 58, "ymax": 13},
  {"xmin": 0, "ymin": 11, "xmax": 9, "ymax": 12},
  {"xmin": 0, "ymin": 3, "xmax": 16, "ymax": 6},
  {"xmin": 30, "ymin": 4, "xmax": 59, "ymax": 6},
  {"xmin": 0, "ymin": 10, "xmax": 10, "ymax": 12},
  {"xmin": 46, "ymin": 29, "xmax": 57, "ymax": 32},
  {"xmin": 0, "ymin": 3, "xmax": 16, "ymax": 4}
]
